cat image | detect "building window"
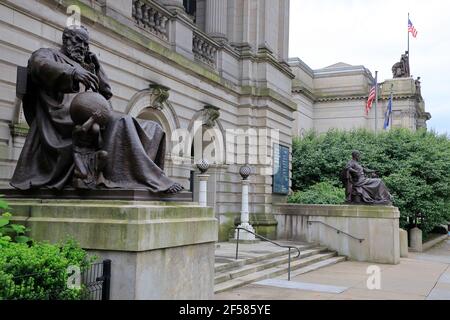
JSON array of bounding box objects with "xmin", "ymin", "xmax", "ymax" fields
[{"xmin": 183, "ymin": 0, "xmax": 197, "ymax": 21}]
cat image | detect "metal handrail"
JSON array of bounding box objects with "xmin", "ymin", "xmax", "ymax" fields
[
  {"xmin": 307, "ymin": 221, "xmax": 365, "ymax": 243},
  {"xmin": 234, "ymin": 227, "xmax": 301, "ymax": 281}
]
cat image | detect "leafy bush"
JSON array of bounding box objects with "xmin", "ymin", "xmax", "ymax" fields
[
  {"xmin": 292, "ymin": 128, "xmax": 450, "ymax": 234},
  {"xmin": 288, "ymin": 182, "xmax": 345, "ymax": 205},
  {"xmin": 0, "ymin": 197, "xmax": 30, "ymax": 245},
  {"xmin": 0, "ymin": 239, "xmax": 93, "ymax": 300},
  {"xmin": 0, "ymin": 197, "xmax": 94, "ymax": 300}
]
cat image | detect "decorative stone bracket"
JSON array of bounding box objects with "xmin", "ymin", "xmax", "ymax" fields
[
  {"xmin": 149, "ymin": 83, "xmax": 170, "ymax": 110},
  {"xmin": 202, "ymin": 105, "xmax": 220, "ymax": 128}
]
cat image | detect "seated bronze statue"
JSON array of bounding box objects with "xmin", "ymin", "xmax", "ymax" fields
[
  {"xmin": 11, "ymin": 25, "xmax": 183, "ymax": 194},
  {"xmin": 340, "ymin": 151, "xmax": 392, "ymax": 205}
]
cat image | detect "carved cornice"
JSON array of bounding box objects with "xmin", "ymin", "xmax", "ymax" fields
[{"xmin": 313, "ymin": 95, "xmax": 367, "ymax": 103}]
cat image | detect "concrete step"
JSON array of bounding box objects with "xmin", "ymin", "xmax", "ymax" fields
[
  {"xmin": 214, "ymin": 242, "xmax": 319, "ymax": 274},
  {"xmin": 214, "ymin": 252, "xmax": 345, "ymax": 294},
  {"xmin": 287, "ymin": 256, "xmax": 347, "ymax": 278},
  {"xmin": 214, "ymin": 247, "xmax": 329, "ymax": 285}
]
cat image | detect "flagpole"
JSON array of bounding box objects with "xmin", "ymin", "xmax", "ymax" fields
[
  {"xmin": 407, "ymin": 13, "xmax": 410, "ymax": 57},
  {"xmin": 389, "ymin": 84, "xmax": 394, "ymax": 130},
  {"xmin": 374, "ymin": 71, "xmax": 378, "ymax": 133}
]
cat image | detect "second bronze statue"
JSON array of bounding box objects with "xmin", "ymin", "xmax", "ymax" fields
[{"xmin": 341, "ymin": 151, "xmax": 392, "ymax": 205}]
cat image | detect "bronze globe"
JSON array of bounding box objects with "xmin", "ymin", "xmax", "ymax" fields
[{"xmin": 70, "ymin": 92, "xmax": 112, "ymax": 126}]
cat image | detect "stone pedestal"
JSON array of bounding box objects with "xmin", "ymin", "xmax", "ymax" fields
[
  {"xmin": 198, "ymin": 174, "xmax": 209, "ymax": 207},
  {"xmin": 409, "ymin": 227, "xmax": 423, "ymax": 252},
  {"xmin": 273, "ymin": 204, "xmax": 401, "ymax": 264},
  {"xmin": 399, "ymin": 228, "xmax": 408, "ymax": 258},
  {"xmin": 9, "ymin": 199, "xmax": 218, "ymax": 300},
  {"xmin": 232, "ymin": 179, "xmax": 257, "ymax": 242}
]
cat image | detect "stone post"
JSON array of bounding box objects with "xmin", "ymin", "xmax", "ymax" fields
[
  {"xmin": 399, "ymin": 228, "xmax": 408, "ymax": 257},
  {"xmin": 196, "ymin": 159, "xmax": 210, "ymax": 208},
  {"xmin": 198, "ymin": 175, "xmax": 209, "ymax": 207},
  {"xmin": 234, "ymin": 165, "xmax": 256, "ymax": 241},
  {"xmin": 205, "ymin": 0, "xmax": 228, "ymax": 42},
  {"xmin": 409, "ymin": 227, "xmax": 423, "ymax": 252}
]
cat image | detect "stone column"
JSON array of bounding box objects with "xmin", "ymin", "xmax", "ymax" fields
[
  {"xmin": 198, "ymin": 175, "xmax": 209, "ymax": 207},
  {"xmin": 205, "ymin": 0, "xmax": 228, "ymax": 42},
  {"xmin": 234, "ymin": 165, "xmax": 256, "ymax": 241},
  {"xmin": 196, "ymin": 159, "xmax": 210, "ymax": 208}
]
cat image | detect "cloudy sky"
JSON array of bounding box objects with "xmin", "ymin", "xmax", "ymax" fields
[{"xmin": 289, "ymin": 0, "xmax": 450, "ymax": 135}]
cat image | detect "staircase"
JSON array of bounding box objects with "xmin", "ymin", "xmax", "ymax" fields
[{"xmin": 214, "ymin": 241, "xmax": 346, "ymax": 294}]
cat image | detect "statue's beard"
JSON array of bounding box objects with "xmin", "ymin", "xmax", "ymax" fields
[{"xmin": 64, "ymin": 45, "xmax": 86, "ymax": 63}]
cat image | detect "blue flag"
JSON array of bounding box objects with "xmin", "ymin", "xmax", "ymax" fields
[{"xmin": 384, "ymin": 95, "xmax": 393, "ymax": 130}]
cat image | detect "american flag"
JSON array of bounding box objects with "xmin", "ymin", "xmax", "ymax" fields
[
  {"xmin": 408, "ymin": 19, "xmax": 418, "ymax": 38},
  {"xmin": 366, "ymin": 81, "xmax": 377, "ymax": 115}
]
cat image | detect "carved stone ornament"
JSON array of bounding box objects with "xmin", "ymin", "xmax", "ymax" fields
[
  {"xmin": 202, "ymin": 105, "xmax": 220, "ymax": 128},
  {"xmin": 149, "ymin": 84, "xmax": 170, "ymax": 110}
]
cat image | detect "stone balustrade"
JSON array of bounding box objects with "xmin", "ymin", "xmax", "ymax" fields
[
  {"xmin": 193, "ymin": 31, "xmax": 218, "ymax": 68},
  {"xmin": 132, "ymin": 0, "xmax": 170, "ymax": 41}
]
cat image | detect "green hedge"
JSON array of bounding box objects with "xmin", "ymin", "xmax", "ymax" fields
[
  {"xmin": 0, "ymin": 239, "xmax": 92, "ymax": 300},
  {"xmin": 288, "ymin": 182, "xmax": 345, "ymax": 205},
  {"xmin": 292, "ymin": 129, "xmax": 450, "ymax": 234},
  {"xmin": 0, "ymin": 198, "xmax": 93, "ymax": 300}
]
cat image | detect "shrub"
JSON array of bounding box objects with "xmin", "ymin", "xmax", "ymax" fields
[
  {"xmin": 0, "ymin": 199, "xmax": 31, "ymax": 244},
  {"xmin": 0, "ymin": 197, "xmax": 94, "ymax": 300},
  {"xmin": 288, "ymin": 182, "xmax": 345, "ymax": 205},
  {"xmin": 0, "ymin": 239, "xmax": 93, "ymax": 300},
  {"xmin": 292, "ymin": 128, "xmax": 450, "ymax": 235}
]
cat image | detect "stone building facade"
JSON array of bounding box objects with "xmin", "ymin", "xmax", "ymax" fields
[
  {"xmin": 290, "ymin": 59, "xmax": 431, "ymax": 136},
  {"xmin": 0, "ymin": 0, "xmax": 430, "ymax": 240}
]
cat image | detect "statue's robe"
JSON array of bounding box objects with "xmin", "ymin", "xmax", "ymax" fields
[
  {"xmin": 11, "ymin": 48, "xmax": 174, "ymax": 192},
  {"xmin": 345, "ymin": 160, "xmax": 392, "ymax": 204}
]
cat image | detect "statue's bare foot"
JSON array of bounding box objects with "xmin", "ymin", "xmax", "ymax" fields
[{"xmin": 166, "ymin": 183, "xmax": 184, "ymax": 194}]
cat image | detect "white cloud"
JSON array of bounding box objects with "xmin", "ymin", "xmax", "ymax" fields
[{"xmin": 289, "ymin": 0, "xmax": 450, "ymax": 134}]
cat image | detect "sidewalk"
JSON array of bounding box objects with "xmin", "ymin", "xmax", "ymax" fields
[{"xmin": 214, "ymin": 239, "xmax": 450, "ymax": 300}]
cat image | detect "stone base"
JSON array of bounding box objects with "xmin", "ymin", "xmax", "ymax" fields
[
  {"xmin": 217, "ymin": 213, "xmax": 278, "ymax": 242},
  {"xmin": 274, "ymin": 204, "xmax": 401, "ymax": 264},
  {"xmin": 8, "ymin": 199, "xmax": 217, "ymax": 300},
  {"xmin": 0, "ymin": 187, "xmax": 193, "ymax": 202}
]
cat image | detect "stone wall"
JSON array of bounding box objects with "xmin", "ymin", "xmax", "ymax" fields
[{"xmin": 273, "ymin": 204, "xmax": 401, "ymax": 264}]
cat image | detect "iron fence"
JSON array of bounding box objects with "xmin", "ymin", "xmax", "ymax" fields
[{"xmin": 82, "ymin": 259, "xmax": 111, "ymax": 301}]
